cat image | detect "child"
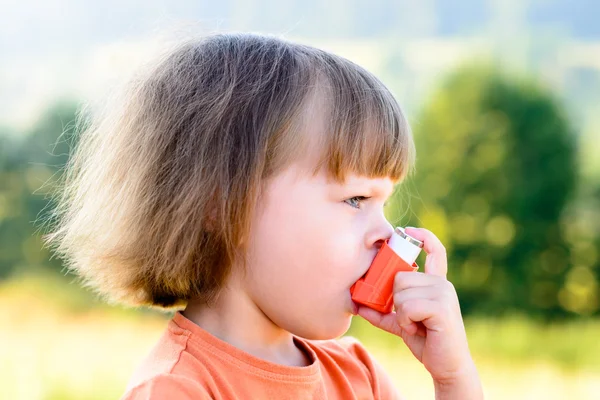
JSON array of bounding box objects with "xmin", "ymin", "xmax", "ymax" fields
[{"xmin": 43, "ymin": 32, "xmax": 483, "ymax": 399}]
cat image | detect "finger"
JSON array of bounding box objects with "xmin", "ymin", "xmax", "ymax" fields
[
  {"xmin": 358, "ymin": 306, "xmax": 427, "ymax": 337},
  {"xmin": 357, "ymin": 307, "xmax": 408, "ymax": 337},
  {"xmin": 394, "ymin": 271, "xmax": 446, "ymax": 292},
  {"xmin": 404, "ymin": 227, "xmax": 448, "ymax": 279},
  {"xmin": 393, "ymin": 286, "xmax": 439, "ymax": 307},
  {"xmin": 395, "ymin": 298, "xmax": 445, "ymax": 333},
  {"xmin": 393, "ymin": 289, "xmax": 441, "ymax": 337}
]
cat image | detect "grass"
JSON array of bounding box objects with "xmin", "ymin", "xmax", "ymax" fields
[
  {"xmin": 350, "ymin": 313, "xmax": 600, "ymax": 375},
  {"xmin": 1, "ymin": 272, "xmax": 599, "ymax": 399}
]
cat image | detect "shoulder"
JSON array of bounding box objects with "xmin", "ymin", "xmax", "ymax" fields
[
  {"xmin": 120, "ymin": 374, "xmax": 213, "ymax": 400},
  {"xmin": 122, "ymin": 318, "xmax": 215, "ymax": 399}
]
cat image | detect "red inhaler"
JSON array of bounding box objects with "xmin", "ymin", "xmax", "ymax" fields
[{"xmin": 350, "ymin": 227, "xmax": 424, "ymax": 314}]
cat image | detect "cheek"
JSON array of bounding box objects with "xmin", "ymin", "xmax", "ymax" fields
[
  {"xmin": 245, "ymin": 203, "xmax": 363, "ymax": 337},
  {"xmin": 249, "ymin": 219, "xmax": 354, "ymax": 300},
  {"xmin": 246, "ymin": 188, "xmax": 365, "ymax": 301}
]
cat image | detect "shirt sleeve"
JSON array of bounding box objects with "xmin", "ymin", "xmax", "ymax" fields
[
  {"xmin": 339, "ymin": 336, "xmax": 406, "ymax": 400},
  {"xmin": 120, "ymin": 374, "xmax": 213, "ymax": 400}
]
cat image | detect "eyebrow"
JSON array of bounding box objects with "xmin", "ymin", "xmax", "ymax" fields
[{"xmin": 345, "ymin": 179, "xmax": 396, "ymax": 199}]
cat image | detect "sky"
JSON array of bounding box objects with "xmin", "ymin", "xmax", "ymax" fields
[{"xmin": 1, "ymin": 0, "xmax": 599, "ymax": 134}]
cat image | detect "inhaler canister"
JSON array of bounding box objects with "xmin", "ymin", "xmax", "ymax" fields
[{"xmin": 350, "ymin": 227, "xmax": 424, "ymax": 314}]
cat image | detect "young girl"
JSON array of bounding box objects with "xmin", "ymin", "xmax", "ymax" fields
[{"xmin": 44, "ymin": 32, "xmax": 483, "ymax": 399}]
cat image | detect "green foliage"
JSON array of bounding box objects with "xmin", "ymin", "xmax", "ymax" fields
[
  {"xmin": 400, "ymin": 63, "xmax": 593, "ymax": 319},
  {"xmin": 0, "ymin": 100, "xmax": 80, "ymax": 279},
  {"xmin": 1, "ymin": 65, "xmax": 598, "ymax": 321}
]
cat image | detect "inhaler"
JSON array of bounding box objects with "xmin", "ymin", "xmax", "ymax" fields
[{"xmin": 350, "ymin": 227, "xmax": 424, "ymax": 314}]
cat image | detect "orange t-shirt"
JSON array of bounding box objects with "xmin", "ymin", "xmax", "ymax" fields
[{"xmin": 121, "ymin": 311, "xmax": 402, "ymax": 399}]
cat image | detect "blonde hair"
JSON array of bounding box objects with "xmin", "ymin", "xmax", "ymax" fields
[{"xmin": 42, "ymin": 32, "xmax": 416, "ymax": 310}]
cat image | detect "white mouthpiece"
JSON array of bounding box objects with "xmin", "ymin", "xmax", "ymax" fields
[{"xmin": 387, "ymin": 227, "xmax": 423, "ymax": 265}]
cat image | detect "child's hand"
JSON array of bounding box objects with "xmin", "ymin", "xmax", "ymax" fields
[{"xmin": 357, "ymin": 227, "xmax": 477, "ymax": 385}]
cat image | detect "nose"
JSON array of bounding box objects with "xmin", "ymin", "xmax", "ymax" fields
[{"xmin": 365, "ymin": 216, "xmax": 395, "ymax": 251}]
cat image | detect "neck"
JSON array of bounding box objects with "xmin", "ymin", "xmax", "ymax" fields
[{"xmin": 182, "ymin": 278, "xmax": 311, "ymax": 367}]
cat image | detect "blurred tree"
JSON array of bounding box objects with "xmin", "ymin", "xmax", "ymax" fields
[
  {"xmin": 557, "ymin": 181, "xmax": 600, "ymax": 317},
  {"xmin": 396, "ymin": 64, "xmax": 584, "ymax": 319},
  {"xmin": 0, "ymin": 100, "xmax": 80, "ymax": 279}
]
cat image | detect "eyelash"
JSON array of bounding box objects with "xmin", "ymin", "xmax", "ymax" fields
[
  {"xmin": 345, "ymin": 196, "xmax": 390, "ymax": 209},
  {"xmin": 345, "ymin": 196, "xmax": 370, "ymax": 209}
]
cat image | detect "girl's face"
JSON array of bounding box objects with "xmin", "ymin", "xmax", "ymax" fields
[{"xmin": 244, "ymin": 160, "xmax": 396, "ymax": 340}]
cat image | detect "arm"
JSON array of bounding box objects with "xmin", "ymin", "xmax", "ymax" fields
[{"xmin": 433, "ymin": 359, "xmax": 483, "ymax": 400}]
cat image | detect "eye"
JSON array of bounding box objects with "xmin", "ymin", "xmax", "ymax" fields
[{"xmin": 344, "ymin": 196, "xmax": 370, "ymax": 209}]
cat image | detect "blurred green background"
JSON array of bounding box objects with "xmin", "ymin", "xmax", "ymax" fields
[{"xmin": 1, "ymin": 1, "xmax": 599, "ymax": 399}]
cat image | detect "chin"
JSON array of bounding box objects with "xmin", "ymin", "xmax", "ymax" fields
[{"xmin": 295, "ymin": 315, "xmax": 353, "ymax": 340}]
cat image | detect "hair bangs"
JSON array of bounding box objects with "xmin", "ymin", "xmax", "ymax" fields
[{"xmin": 311, "ymin": 57, "xmax": 416, "ymax": 184}]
